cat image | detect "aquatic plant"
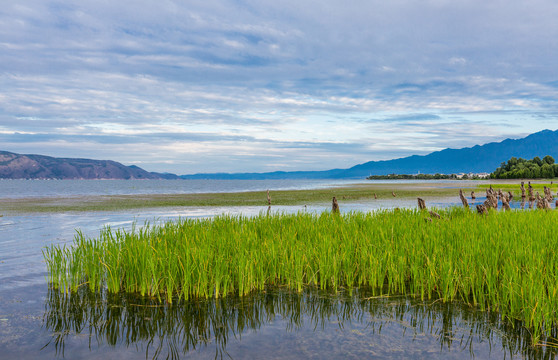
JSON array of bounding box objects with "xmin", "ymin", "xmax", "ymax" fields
[{"xmin": 44, "ymin": 208, "xmax": 558, "ymax": 344}]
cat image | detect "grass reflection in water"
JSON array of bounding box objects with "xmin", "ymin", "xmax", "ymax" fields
[{"xmin": 42, "ymin": 286, "xmax": 557, "ymax": 359}]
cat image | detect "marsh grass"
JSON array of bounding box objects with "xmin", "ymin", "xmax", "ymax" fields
[
  {"xmin": 2, "ymin": 183, "xmax": 463, "ymax": 213},
  {"xmin": 44, "ymin": 208, "xmax": 558, "ymax": 345}
]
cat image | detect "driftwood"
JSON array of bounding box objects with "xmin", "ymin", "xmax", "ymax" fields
[
  {"xmin": 459, "ymin": 189, "xmax": 469, "ymax": 208},
  {"xmin": 332, "ymin": 197, "xmax": 340, "ymax": 213},
  {"xmin": 471, "ymin": 191, "xmax": 476, "ymax": 200},
  {"xmin": 417, "ymin": 197, "xmax": 426, "ymax": 210},
  {"xmin": 267, "ymin": 190, "xmax": 271, "ymax": 205},
  {"xmin": 520, "ymin": 182, "xmax": 526, "ymax": 198},
  {"xmin": 429, "ymin": 210, "xmax": 441, "ymax": 219},
  {"xmin": 476, "ymin": 204, "xmax": 488, "ymax": 215}
]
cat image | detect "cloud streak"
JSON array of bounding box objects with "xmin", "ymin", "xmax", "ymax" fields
[{"xmin": 1, "ymin": 1, "xmax": 557, "ymax": 173}]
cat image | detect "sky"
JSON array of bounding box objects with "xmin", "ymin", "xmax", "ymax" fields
[{"xmin": 1, "ymin": 1, "xmax": 557, "ymax": 174}]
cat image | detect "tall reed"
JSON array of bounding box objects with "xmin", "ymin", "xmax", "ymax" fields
[{"xmin": 43, "ymin": 208, "xmax": 558, "ymax": 344}]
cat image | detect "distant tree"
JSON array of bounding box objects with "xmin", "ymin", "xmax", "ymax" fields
[
  {"xmin": 533, "ymin": 156, "xmax": 543, "ymax": 166},
  {"xmin": 543, "ymin": 155, "xmax": 555, "ymax": 165},
  {"xmin": 542, "ymin": 164, "xmax": 554, "ymax": 178}
]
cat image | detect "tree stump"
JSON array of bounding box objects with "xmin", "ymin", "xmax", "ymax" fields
[
  {"xmin": 508, "ymin": 191, "xmax": 513, "ymax": 201},
  {"xmin": 543, "ymin": 198, "xmax": 552, "ymax": 210},
  {"xmin": 520, "ymin": 182, "xmax": 526, "ymax": 198},
  {"xmin": 476, "ymin": 204, "xmax": 488, "ymax": 215},
  {"xmin": 501, "ymin": 196, "xmax": 511, "ymax": 211},
  {"xmin": 548, "ymin": 187, "xmax": 553, "ymax": 201},
  {"xmin": 471, "ymin": 191, "xmax": 476, "ymax": 200},
  {"xmin": 459, "ymin": 189, "xmax": 469, "ymax": 208},
  {"xmin": 417, "ymin": 197, "xmax": 426, "ymax": 210},
  {"xmin": 267, "ymin": 189, "xmax": 271, "ymax": 205},
  {"xmin": 528, "ymin": 182, "xmax": 535, "ymax": 202},
  {"xmin": 332, "ymin": 197, "xmax": 340, "ymax": 213},
  {"xmin": 536, "ymin": 193, "xmax": 545, "ymax": 209}
]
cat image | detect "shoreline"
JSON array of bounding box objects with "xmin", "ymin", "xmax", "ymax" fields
[{"xmin": 1, "ymin": 179, "xmax": 555, "ymax": 214}]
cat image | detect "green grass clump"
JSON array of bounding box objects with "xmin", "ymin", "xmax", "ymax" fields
[{"xmin": 44, "ymin": 208, "xmax": 558, "ymax": 344}]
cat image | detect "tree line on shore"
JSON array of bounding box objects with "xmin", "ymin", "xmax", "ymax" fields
[{"xmin": 490, "ymin": 155, "xmax": 557, "ymax": 179}]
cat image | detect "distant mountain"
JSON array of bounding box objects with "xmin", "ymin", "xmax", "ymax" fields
[
  {"xmin": 3, "ymin": 129, "xmax": 557, "ymax": 180},
  {"xmin": 0, "ymin": 151, "xmax": 165, "ymax": 180},
  {"xmin": 181, "ymin": 129, "xmax": 558, "ymax": 179}
]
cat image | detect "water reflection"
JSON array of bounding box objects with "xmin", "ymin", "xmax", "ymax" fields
[{"xmin": 42, "ymin": 286, "xmax": 557, "ymax": 359}]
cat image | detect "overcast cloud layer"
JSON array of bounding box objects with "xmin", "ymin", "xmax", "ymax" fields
[{"xmin": 1, "ymin": 1, "xmax": 557, "ymax": 174}]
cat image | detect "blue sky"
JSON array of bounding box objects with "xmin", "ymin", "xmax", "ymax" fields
[{"xmin": 1, "ymin": 1, "xmax": 557, "ymax": 174}]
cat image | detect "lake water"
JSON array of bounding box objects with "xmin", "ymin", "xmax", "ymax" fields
[{"xmin": 0, "ymin": 179, "xmax": 555, "ymax": 359}]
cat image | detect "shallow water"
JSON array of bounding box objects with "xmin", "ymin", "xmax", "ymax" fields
[{"xmin": 0, "ymin": 180, "xmax": 556, "ymax": 359}]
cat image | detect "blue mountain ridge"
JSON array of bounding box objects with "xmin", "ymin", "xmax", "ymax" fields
[
  {"xmin": 181, "ymin": 129, "xmax": 558, "ymax": 179},
  {"xmin": 2, "ymin": 129, "xmax": 556, "ymax": 179}
]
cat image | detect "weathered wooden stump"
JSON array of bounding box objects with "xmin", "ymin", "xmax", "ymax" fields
[
  {"xmin": 471, "ymin": 191, "xmax": 476, "ymax": 200},
  {"xmin": 536, "ymin": 192, "xmax": 544, "ymax": 209},
  {"xmin": 528, "ymin": 182, "xmax": 535, "ymax": 202},
  {"xmin": 508, "ymin": 191, "xmax": 514, "ymax": 201},
  {"xmin": 417, "ymin": 197, "xmax": 426, "ymax": 210},
  {"xmin": 501, "ymin": 196, "xmax": 511, "ymax": 211},
  {"xmin": 429, "ymin": 210, "xmax": 441, "ymax": 219},
  {"xmin": 459, "ymin": 189, "xmax": 469, "ymax": 208},
  {"xmin": 267, "ymin": 189, "xmax": 271, "ymax": 205},
  {"xmin": 332, "ymin": 197, "xmax": 340, "ymax": 213},
  {"xmin": 543, "ymin": 198, "xmax": 552, "ymax": 210},
  {"xmin": 476, "ymin": 204, "xmax": 488, "ymax": 215},
  {"xmin": 544, "ymin": 186, "xmax": 553, "ymax": 202},
  {"xmin": 485, "ymin": 193, "xmax": 498, "ymax": 209},
  {"xmin": 520, "ymin": 182, "xmax": 526, "ymax": 198}
]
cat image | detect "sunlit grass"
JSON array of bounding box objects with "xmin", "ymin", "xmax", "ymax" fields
[{"xmin": 44, "ymin": 208, "xmax": 558, "ymax": 344}]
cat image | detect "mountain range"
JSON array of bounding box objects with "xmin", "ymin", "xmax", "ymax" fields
[{"xmin": 1, "ymin": 129, "xmax": 557, "ymax": 180}]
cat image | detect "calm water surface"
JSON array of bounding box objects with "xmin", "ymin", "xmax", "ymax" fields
[{"xmin": 0, "ymin": 180, "xmax": 555, "ymax": 359}]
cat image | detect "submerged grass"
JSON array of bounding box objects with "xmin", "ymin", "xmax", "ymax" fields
[{"xmin": 44, "ymin": 208, "xmax": 558, "ymax": 344}]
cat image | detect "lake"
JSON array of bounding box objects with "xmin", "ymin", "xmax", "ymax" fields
[{"xmin": 0, "ymin": 179, "xmax": 554, "ymax": 359}]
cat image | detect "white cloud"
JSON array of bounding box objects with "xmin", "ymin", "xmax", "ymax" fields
[{"xmin": 0, "ymin": 1, "xmax": 557, "ymax": 173}]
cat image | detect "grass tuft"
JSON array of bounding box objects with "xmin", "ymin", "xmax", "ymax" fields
[{"xmin": 43, "ymin": 208, "xmax": 558, "ymax": 344}]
